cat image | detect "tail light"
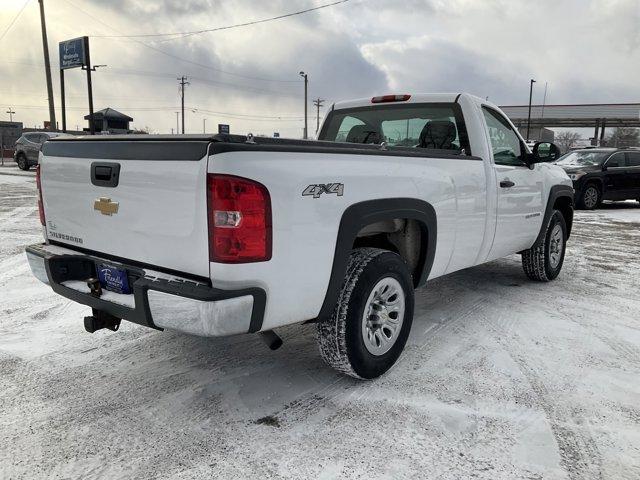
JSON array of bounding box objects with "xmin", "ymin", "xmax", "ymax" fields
[
  {"xmin": 371, "ymin": 94, "xmax": 411, "ymax": 103},
  {"xmin": 36, "ymin": 165, "xmax": 45, "ymax": 226},
  {"xmin": 207, "ymin": 174, "xmax": 272, "ymax": 263}
]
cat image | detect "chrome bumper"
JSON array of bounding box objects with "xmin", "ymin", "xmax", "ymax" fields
[{"xmin": 25, "ymin": 243, "xmax": 266, "ymax": 337}]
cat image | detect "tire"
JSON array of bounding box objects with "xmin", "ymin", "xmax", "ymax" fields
[
  {"xmin": 316, "ymin": 248, "xmax": 414, "ymax": 379},
  {"xmin": 521, "ymin": 210, "xmax": 567, "ymax": 282},
  {"xmin": 578, "ymin": 183, "xmax": 600, "ymax": 210},
  {"xmin": 16, "ymin": 155, "xmax": 30, "ymax": 171}
]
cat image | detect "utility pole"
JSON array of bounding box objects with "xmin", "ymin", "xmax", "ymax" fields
[
  {"xmin": 83, "ymin": 37, "xmax": 96, "ymax": 134},
  {"xmin": 38, "ymin": 0, "xmax": 56, "ymax": 131},
  {"xmin": 203, "ymin": 118, "xmax": 206, "ymax": 134},
  {"xmin": 313, "ymin": 98, "xmax": 324, "ymax": 134},
  {"xmin": 178, "ymin": 76, "xmax": 189, "ymax": 134},
  {"xmin": 526, "ymin": 78, "xmax": 536, "ymax": 141},
  {"xmin": 6, "ymin": 108, "xmax": 15, "ymax": 122},
  {"xmin": 299, "ymin": 71, "xmax": 308, "ymax": 139}
]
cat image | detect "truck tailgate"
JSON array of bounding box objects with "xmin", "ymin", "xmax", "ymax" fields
[{"xmin": 40, "ymin": 138, "xmax": 211, "ymax": 278}]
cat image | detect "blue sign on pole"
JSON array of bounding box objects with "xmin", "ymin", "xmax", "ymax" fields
[{"xmin": 59, "ymin": 37, "xmax": 86, "ymax": 70}]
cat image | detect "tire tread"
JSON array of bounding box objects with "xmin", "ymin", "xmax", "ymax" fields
[{"xmin": 316, "ymin": 248, "xmax": 388, "ymax": 379}]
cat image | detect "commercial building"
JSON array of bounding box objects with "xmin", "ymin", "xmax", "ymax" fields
[{"xmin": 84, "ymin": 108, "xmax": 133, "ymax": 134}]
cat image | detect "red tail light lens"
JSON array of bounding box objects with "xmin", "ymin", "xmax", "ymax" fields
[
  {"xmin": 207, "ymin": 174, "xmax": 272, "ymax": 263},
  {"xmin": 371, "ymin": 94, "xmax": 411, "ymax": 103},
  {"xmin": 36, "ymin": 165, "xmax": 45, "ymax": 226}
]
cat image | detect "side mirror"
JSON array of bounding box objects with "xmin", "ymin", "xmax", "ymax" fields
[{"xmin": 532, "ymin": 142, "xmax": 561, "ymax": 163}]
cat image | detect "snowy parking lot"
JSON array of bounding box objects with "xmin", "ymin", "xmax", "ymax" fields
[{"xmin": 1, "ymin": 173, "xmax": 639, "ymax": 479}]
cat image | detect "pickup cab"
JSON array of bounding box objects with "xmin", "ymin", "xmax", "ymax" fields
[{"xmin": 26, "ymin": 93, "xmax": 574, "ymax": 379}]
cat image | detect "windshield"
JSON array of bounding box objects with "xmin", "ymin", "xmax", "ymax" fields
[
  {"xmin": 556, "ymin": 151, "xmax": 610, "ymax": 166},
  {"xmin": 318, "ymin": 103, "xmax": 470, "ymax": 153}
]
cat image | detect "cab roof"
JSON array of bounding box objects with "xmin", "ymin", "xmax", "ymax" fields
[{"xmin": 332, "ymin": 93, "xmax": 484, "ymax": 111}]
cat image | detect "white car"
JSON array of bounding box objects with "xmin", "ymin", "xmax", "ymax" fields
[{"xmin": 26, "ymin": 93, "xmax": 573, "ymax": 379}]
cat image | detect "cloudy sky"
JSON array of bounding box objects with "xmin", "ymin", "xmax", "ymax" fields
[{"xmin": 1, "ymin": 0, "xmax": 638, "ymax": 137}]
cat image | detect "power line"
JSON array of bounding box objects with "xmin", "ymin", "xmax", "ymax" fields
[
  {"xmin": 9, "ymin": 103, "xmax": 304, "ymax": 121},
  {"xmin": 0, "ymin": 0, "xmax": 31, "ymax": 43},
  {"xmin": 59, "ymin": 0, "xmax": 300, "ymax": 84},
  {"xmin": 4, "ymin": 63, "xmax": 301, "ymax": 99},
  {"xmin": 91, "ymin": 0, "xmax": 353, "ymax": 40},
  {"xmin": 3, "ymin": 59, "xmax": 300, "ymax": 96}
]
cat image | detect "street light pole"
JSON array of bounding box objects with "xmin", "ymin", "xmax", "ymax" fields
[
  {"xmin": 526, "ymin": 78, "xmax": 536, "ymax": 141},
  {"xmin": 203, "ymin": 118, "xmax": 206, "ymax": 134},
  {"xmin": 299, "ymin": 71, "xmax": 308, "ymax": 139}
]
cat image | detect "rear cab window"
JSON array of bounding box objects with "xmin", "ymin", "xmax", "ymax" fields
[{"xmin": 318, "ymin": 103, "xmax": 471, "ymax": 155}]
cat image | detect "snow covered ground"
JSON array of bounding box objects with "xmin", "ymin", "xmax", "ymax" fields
[{"xmin": 1, "ymin": 174, "xmax": 639, "ymax": 479}]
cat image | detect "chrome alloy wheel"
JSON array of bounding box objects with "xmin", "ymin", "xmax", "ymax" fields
[
  {"xmin": 361, "ymin": 277, "xmax": 405, "ymax": 356},
  {"xmin": 549, "ymin": 224, "xmax": 563, "ymax": 269},
  {"xmin": 583, "ymin": 186, "xmax": 598, "ymax": 208}
]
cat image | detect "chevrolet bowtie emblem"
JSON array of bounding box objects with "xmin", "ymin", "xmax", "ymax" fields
[{"xmin": 94, "ymin": 197, "xmax": 119, "ymax": 216}]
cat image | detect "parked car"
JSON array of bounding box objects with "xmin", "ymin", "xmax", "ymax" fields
[
  {"xmin": 14, "ymin": 132, "xmax": 69, "ymax": 170},
  {"xmin": 555, "ymin": 148, "xmax": 640, "ymax": 209},
  {"xmin": 26, "ymin": 93, "xmax": 573, "ymax": 379}
]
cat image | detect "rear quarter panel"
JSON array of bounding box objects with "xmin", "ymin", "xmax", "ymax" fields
[{"xmin": 208, "ymin": 150, "xmax": 486, "ymax": 330}]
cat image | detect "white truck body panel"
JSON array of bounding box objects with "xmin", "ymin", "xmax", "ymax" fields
[{"xmin": 208, "ymin": 150, "xmax": 487, "ymax": 330}]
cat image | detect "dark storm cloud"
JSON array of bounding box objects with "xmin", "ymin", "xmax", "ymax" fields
[
  {"xmin": 98, "ymin": 0, "xmax": 224, "ymax": 17},
  {"xmin": 2, "ymin": 0, "xmax": 639, "ymax": 134}
]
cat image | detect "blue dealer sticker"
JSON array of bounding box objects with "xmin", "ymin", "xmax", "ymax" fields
[{"xmin": 97, "ymin": 264, "xmax": 131, "ymax": 294}]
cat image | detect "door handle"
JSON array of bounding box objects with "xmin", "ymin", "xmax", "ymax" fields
[{"xmin": 500, "ymin": 180, "xmax": 515, "ymax": 188}]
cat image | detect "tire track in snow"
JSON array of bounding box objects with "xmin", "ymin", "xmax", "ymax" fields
[
  {"xmin": 273, "ymin": 296, "xmax": 488, "ymax": 426},
  {"xmin": 477, "ymin": 309, "xmax": 605, "ymax": 480},
  {"xmin": 0, "ymin": 253, "xmax": 33, "ymax": 287}
]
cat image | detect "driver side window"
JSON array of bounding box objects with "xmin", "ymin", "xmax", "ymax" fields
[
  {"xmin": 606, "ymin": 153, "xmax": 625, "ymax": 168},
  {"xmin": 482, "ymin": 107, "xmax": 525, "ymax": 167}
]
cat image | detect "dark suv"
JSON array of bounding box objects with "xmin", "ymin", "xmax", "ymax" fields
[
  {"xmin": 13, "ymin": 132, "xmax": 67, "ymax": 170},
  {"xmin": 556, "ymin": 148, "xmax": 640, "ymax": 209}
]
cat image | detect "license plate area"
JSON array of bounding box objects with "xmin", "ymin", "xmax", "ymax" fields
[{"xmin": 97, "ymin": 263, "xmax": 132, "ymax": 294}]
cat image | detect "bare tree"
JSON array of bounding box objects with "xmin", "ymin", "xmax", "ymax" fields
[
  {"xmin": 606, "ymin": 127, "xmax": 639, "ymax": 148},
  {"xmin": 555, "ymin": 131, "xmax": 581, "ymax": 153}
]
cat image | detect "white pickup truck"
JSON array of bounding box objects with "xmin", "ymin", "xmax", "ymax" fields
[{"xmin": 26, "ymin": 93, "xmax": 573, "ymax": 379}]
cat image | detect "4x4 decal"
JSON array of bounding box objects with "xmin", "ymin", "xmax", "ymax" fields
[{"xmin": 302, "ymin": 183, "xmax": 344, "ymax": 199}]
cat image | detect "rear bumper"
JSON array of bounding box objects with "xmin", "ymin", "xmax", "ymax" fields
[{"xmin": 25, "ymin": 243, "xmax": 266, "ymax": 337}]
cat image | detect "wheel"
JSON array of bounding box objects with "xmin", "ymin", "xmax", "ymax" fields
[
  {"xmin": 16, "ymin": 155, "xmax": 30, "ymax": 171},
  {"xmin": 521, "ymin": 210, "xmax": 567, "ymax": 282},
  {"xmin": 578, "ymin": 184, "xmax": 600, "ymax": 210},
  {"xmin": 316, "ymin": 248, "xmax": 414, "ymax": 379}
]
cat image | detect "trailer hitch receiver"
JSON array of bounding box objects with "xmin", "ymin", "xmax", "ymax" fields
[{"xmin": 84, "ymin": 309, "xmax": 121, "ymax": 333}]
